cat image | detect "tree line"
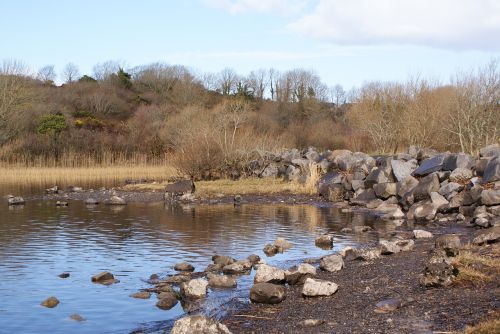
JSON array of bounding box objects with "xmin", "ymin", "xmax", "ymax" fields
[{"xmin": 0, "ymin": 59, "xmax": 498, "ymax": 176}]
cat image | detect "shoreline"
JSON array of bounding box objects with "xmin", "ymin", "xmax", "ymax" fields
[{"xmin": 218, "ymin": 220, "xmax": 499, "ymax": 334}]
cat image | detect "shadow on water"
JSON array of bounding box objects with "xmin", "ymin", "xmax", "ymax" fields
[{"xmin": 0, "ymin": 189, "xmax": 388, "ymax": 334}]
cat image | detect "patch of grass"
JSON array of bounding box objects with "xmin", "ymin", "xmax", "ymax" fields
[
  {"xmin": 464, "ymin": 312, "xmax": 500, "ymax": 334},
  {"xmin": 452, "ymin": 245, "xmax": 500, "ymax": 286},
  {"xmin": 122, "ymin": 177, "xmax": 315, "ymax": 196}
]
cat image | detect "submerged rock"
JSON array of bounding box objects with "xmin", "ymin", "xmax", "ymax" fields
[
  {"xmin": 58, "ymin": 272, "xmax": 70, "ymax": 278},
  {"xmin": 207, "ymin": 274, "xmax": 237, "ymax": 288},
  {"xmin": 91, "ymin": 271, "xmax": 118, "ymax": 284},
  {"xmin": 69, "ymin": 314, "xmax": 85, "ymax": 322},
  {"xmin": 171, "ymin": 316, "xmax": 231, "ymax": 334},
  {"xmin": 41, "ymin": 296, "xmax": 59, "ymax": 308},
  {"xmin": 250, "ymin": 283, "xmax": 286, "ymax": 304},
  {"xmin": 174, "ymin": 262, "xmax": 195, "ymax": 272},
  {"xmin": 130, "ymin": 291, "xmax": 151, "ymax": 299}
]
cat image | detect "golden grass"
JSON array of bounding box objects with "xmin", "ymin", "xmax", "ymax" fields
[
  {"xmin": 123, "ymin": 177, "xmax": 314, "ymax": 196},
  {"xmin": 452, "ymin": 245, "xmax": 500, "ymax": 285},
  {"xmin": 464, "ymin": 314, "xmax": 500, "ymax": 334},
  {"xmin": 0, "ymin": 165, "xmax": 176, "ymax": 188}
]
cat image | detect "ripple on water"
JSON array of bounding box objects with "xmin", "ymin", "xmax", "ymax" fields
[{"xmin": 0, "ymin": 200, "xmax": 377, "ymax": 334}]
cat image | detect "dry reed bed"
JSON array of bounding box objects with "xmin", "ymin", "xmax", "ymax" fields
[{"xmin": 0, "ymin": 165, "xmax": 176, "ymax": 188}]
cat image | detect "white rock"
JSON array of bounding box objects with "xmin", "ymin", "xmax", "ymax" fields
[
  {"xmin": 171, "ymin": 316, "xmax": 231, "ymax": 334},
  {"xmin": 319, "ymin": 254, "xmax": 344, "ymax": 272},
  {"xmin": 302, "ymin": 278, "xmax": 338, "ymax": 297},
  {"xmin": 413, "ymin": 229, "xmax": 433, "ymax": 239},
  {"xmin": 180, "ymin": 278, "xmax": 208, "ymax": 299},
  {"xmin": 254, "ymin": 264, "xmax": 286, "ymax": 284}
]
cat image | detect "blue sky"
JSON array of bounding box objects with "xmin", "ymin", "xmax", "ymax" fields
[{"xmin": 1, "ymin": 0, "xmax": 499, "ymax": 88}]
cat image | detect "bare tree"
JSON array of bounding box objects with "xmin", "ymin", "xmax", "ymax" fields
[
  {"xmin": 92, "ymin": 60, "xmax": 123, "ymax": 81},
  {"xmin": 37, "ymin": 65, "xmax": 56, "ymax": 84},
  {"xmin": 247, "ymin": 69, "xmax": 268, "ymax": 100},
  {"xmin": 61, "ymin": 62, "xmax": 80, "ymax": 83},
  {"xmin": 217, "ymin": 68, "xmax": 239, "ymax": 95},
  {"xmin": 331, "ymin": 84, "xmax": 345, "ymax": 105},
  {"xmin": 0, "ymin": 59, "xmax": 34, "ymax": 143}
]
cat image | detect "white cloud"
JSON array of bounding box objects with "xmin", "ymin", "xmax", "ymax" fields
[
  {"xmin": 203, "ymin": 0, "xmax": 308, "ymax": 15},
  {"xmin": 286, "ymin": 0, "xmax": 500, "ymax": 50}
]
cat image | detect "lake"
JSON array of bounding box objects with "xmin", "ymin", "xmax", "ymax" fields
[{"xmin": 0, "ymin": 184, "xmax": 383, "ymax": 334}]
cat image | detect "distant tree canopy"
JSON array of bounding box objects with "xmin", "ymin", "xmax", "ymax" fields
[{"xmin": 0, "ymin": 58, "xmax": 498, "ymax": 167}]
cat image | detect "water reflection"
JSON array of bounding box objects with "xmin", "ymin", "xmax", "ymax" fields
[{"xmin": 0, "ymin": 199, "xmax": 378, "ymax": 334}]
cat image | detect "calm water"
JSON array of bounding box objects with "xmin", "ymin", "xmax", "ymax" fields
[{"xmin": 0, "ymin": 184, "xmax": 385, "ymax": 334}]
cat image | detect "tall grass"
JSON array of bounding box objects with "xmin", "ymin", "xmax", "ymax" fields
[{"xmin": 0, "ymin": 165, "xmax": 176, "ymax": 190}]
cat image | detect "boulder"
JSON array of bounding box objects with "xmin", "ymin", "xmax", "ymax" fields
[
  {"xmin": 479, "ymin": 144, "xmax": 500, "ymax": 157},
  {"xmin": 364, "ymin": 168, "xmax": 389, "ymax": 188},
  {"xmin": 373, "ymin": 182, "xmax": 397, "ymax": 199},
  {"xmin": 285, "ymin": 263, "xmax": 317, "ymax": 285},
  {"xmin": 156, "ymin": 292, "xmax": 178, "ymax": 310},
  {"xmin": 315, "ymin": 235, "xmax": 334, "ymax": 248},
  {"xmin": 212, "ymin": 255, "xmax": 236, "ymax": 266},
  {"xmin": 443, "ymin": 153, "xmax": 474, "ymax": 171},
  {"xmin": 420, "ymin": 261, "xmax": 455, "ymax": 287},
  {"xmin": 413, "ymin": 230, "xmax": 433, "ymax": 239},
  {"xmin": 449, "ymin": 168, "xmax": 473, "ymax": 183},
  {"xmin": 106, "ymin": 196, "xmax": 126, "ymax": 205},
  {"xmin": 378, "ymin": 203, "xmax": 405, "ymax": 220},
  {"xmin": 412, "ymin": 173, "xmax": 440, "ymax": 202},
  {"xmin": 180, "ymin": 278, "xmax": 208, "ymax": 299},
  {"xmin": 413, "ymin": 154, "xmax": 447, "ymax": 176},
  {"xmin": 302, "ymin": 278, "xmax": 338, "ymax": 297},
  {"xmin": 85, "ymin": 198, "xmax": 99, "ymax": 205},
  {"xmin": 165, "ymin": 180, "xmax": 195, "ymax": 196},
  {"xmin": 254, "ymin": 264, "xmax": 286, "ymax": 284},
  {"xmin": 407, "ymin": 202, "xmax": 437, "ymax": 221},
  {"xmin": 319, "ymin": 254, "xmax": 344, "ymax": 272},
  {"xmin": 7, "ymin": 196, "xmax": 25, "ymax": 205},
  {"xmin": 261, "ymin": 163, "xmax": 279, "ymax": 178},
  {"xmin": 274, "ymin": 238, "xmax": 292, "ymax": 252},
  {"xmin": 351, "ymin": 179, "xmax": 365, "ymax": 191},
  {"xmin": 391, "ymin": 159, "xmax": 418, "ymax": 182},
  {"xmin": 397, "ymin": 175, "xmax": 419, "ymax": 199},
  {"xmin": 438, "ymin": 182, "xmax": 463, "ymax": 199},
  {"xmin": 353, "ymin": 247, "xmax": 381, "ymax": 261},
  {"xmin": 171, "ymin": 316, "xmax": 231, "ymax": 334},
  {"xmin": 379, "ymin": 239, "xmax": 415, "ymax": 254},
  {"xmin": 263, "ymin": 244, "xmax": 279, "ymax": 256},
  {"xmin": 285, "ymin": 165, "xmax": 301, "ymax": 181},
  {"xmin": 435, "ymin": 234, "xmax": 461, "ymax": 256},
  {"xmin": 317, "ymin": 172, "xmax": 342, "ymax": 197},
  {"xmin": 430, "ymin": 192, "xmax": 449, "ymax": 210},
  {"xmin": 207, "ymin": 274, "xmax": 237, "ymax": 288},
  {"xmin": 350, "ymin": 189, "xmax": 377, "ymax": 206},
  {"xmin": 482, "ymin": 157, "xmax": 500, "ymax": 184},
  {"xmin": 247, "ymin": 254, "xmax": 261, "ymax": 264},
  {"xmin": 250, "ymin": 283, "xmax": 286, "ymax": 304},
  {"xmin": 174, "ymin": 262, "xmax": 195, "ymax": 272},
  {"xmin": 481, "ymin": 189, "xmax": 500, "ymax": 206},
  {"xmin": 222, "ymin": 260, "xmax": 252, "ymax": 274},
  {"xmin": 416, "ymin": 147, "xmax": 440, "ymax": 161},
  {"xmin": 41, "ymin": 296, "xmax": 59, "ymax": 308},
  {"xmin": 472, "ymin": 227, "xmax": 500, "ymax": 245},
  {"xmin": 327, "ymin": 184, "xmax": 345, "ymax": 202}
]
